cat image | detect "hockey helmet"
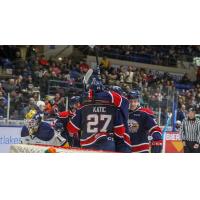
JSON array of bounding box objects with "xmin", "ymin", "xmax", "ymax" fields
[
  {"xmin": 110, "ymin": 85, "xmax": 124, "ymax": 95},
  {"xmin": 89, "ymin": 77, "xmax": 105, "ymax": 93},
  {"xmin": 69, "ymin": 96, "xmax": 81, "ymax": 109},
  {"xmin": 127, "ymin": 90, "xmax": 140, "ymax": 100}
]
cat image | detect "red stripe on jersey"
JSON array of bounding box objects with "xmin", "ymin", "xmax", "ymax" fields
[
  {"xmin": 67, "ymin": 121, "xmax": 80, "ymax": 136},
  {"xmin": 131, "ymin": 143, "xmax": 150, "ymax": 152},
  {"xmin": 58, "ymin": 111, "xmax": 70, "ymax": 118},
  {"xmin": 124, "ymin": 133, "xmax": 131, "ymax": 146},
  {"xmin": 80, "ymin": 132, "xmax": 108, "ymax": 146},
  {"xmin": 110, "ymin": 91, "xmax": 122, "ymax": 107},
  {"xmin": 139, "ymin": 107, "xmax": 155, "ymax": 116},
  {"xmin": 114, "ymin": 125, "xmax": 125, "ymax": 137},
  {"xmin": 151, "ymin": 140, "xmax": 163, "ymax": 146},
  {"xmin": 149, "ymin": 126, "xmax": 162, "ymax": 135},
  {"xmin": 88, "ymin": 89, "xmax": 93, "ymax": 100}
]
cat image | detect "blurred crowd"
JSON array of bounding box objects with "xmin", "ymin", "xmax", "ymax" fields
[
  {"xmin": 0, "ymin": 46, "xmax": 89, "ymax": 119},
  {"xmin": 0, "ymin": 45, "xmax": 200, "ymax": 124},
  {"xmin": 89, "ymin": 45, "xmax": 200, "ymax": 67}
]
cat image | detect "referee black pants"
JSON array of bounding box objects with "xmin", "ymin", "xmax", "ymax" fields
[{"xmin": 184, "ymin": 141, "xmax": 200, "ymax": 153}]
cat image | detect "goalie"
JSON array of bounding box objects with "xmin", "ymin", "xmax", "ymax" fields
[{"xmin": 21, "ymin": 109, "xmax": 67, "ymax": 146}]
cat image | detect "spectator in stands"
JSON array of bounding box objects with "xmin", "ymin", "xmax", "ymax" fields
[
  {"xmin": 180, "ymin": 73, "xmax": 191, "ymax": 84},
  {"xmin": 50, "ymin": 71, "xmax": 59, "ymax": 80},
  {"xmin": 0, "ymin": 97, "xmax": 6, "ymax": 118},
  {"xmin": 38, "ymin": 55, "xmax": 48, "ymax": 66},
  {"xmin": 51, "ymin": 62, "xmax": 61, "ymax": 76},
  {"xmin": 101, "ymin": 70, "xmax": 108, "ymax": 85},
  {"xmin": 54, "ymin": 93, "xmax": 61, "ymax": 103},
  {"xmin": 22, "ymin": 97, "xmax": 36, "ymax": 117},
  {"xmin": 79, "ymin": 60, "xmax": 90, "ymax": 73},
  {"xmin": 125, "ymin": 66, "xmax": 134, "ymax": 87},
  {"xmin": 9, "ymin": 90, "xmax": 24, "ymax": 119},
  {"xmin": 3, "ymin": 78, "xmax": 17, "ymax": 93},
  {"xmin": 118, "ymin": 65, "xmax": 126, "ymax": 85},
  {"xmin": 70, "ymin": 64, "xmax": 82, "ymax": 81},
  {"xmin": 100, "ymin": 56, "xmax": 110, "ymax": 71},
  {"xmin": 0, "ymin": 83, "xmax": 5, "ymax": 96},
  {"xmin": 107, "ymin": 67, "xmax": 119, "ymax": 85},
  {"xmin": 39, "ymin": 70, "xmax": 49, "ymax": 97},
  {"xmin": 197, "ymin": 67, "xmax": 200, "ymax": 82},
  {"xmin": 177, "ymin": 104, "xmax": 186, "ymax": 122},
  {"xmin": 62, "ymin": 69, "xmax": 71, "ymax": 82},
  {"xmin": 26, "ymin": 45, "xmax": 38, "ymax": 66},
  {"xmin": 15, "ymin": 75, "xmax": 23, "ymax": 91},
  {"xmin": 44, "ymin": 98, "xmax": 52, "ymax": 115}
]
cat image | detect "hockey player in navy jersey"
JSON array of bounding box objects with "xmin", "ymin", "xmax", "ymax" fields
[
  {"xmin": 81, "ymin": 83, "xmax": 131, "ymax": 152},
  {"xmin": 21, "ymin": 109, "xmax": 66, "ymax": 146},
  {"xmin": 127, "ymin": 90, "xmax": 162, "ymax": 153},
  {"xmin": 67, "ymin": 80, "xmax": 127, "ymax": 151},
  {"xmin": 53, "ymin": 96, "xmax": 81, "ymax": 147},
  {"xmin": 108, "ymin": 86, "xmax": 131, "ymax": 152}
]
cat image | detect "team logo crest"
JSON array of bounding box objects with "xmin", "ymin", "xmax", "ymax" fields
[{"xmin": 128, "ymin": 119, "xmax": 140, "ymax": 133}]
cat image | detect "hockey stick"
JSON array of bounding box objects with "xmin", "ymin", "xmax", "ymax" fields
[
  {"xmin": 94, "ymin": 46, "xmax": 102, "ymax": 81},
  {"xmin": 162, "ymin": 112, "xmax": 172, "ymax": 153},
  {"xmin": 83, "ymin": 68, "xmax": 94, "ymax": 91}
]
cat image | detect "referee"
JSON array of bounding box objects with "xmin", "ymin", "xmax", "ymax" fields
[{"xmin": 180, "ymin": 107, "xmax": 200, "ymax": 153}]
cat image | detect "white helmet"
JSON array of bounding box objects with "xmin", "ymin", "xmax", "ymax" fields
[
  {"xmin": 36, "ymin": 100, "xmax": 45, "ymax": 111},
  {"xmin": 176, "ymin": 120, "xmax": 181, "ymax": 126}
]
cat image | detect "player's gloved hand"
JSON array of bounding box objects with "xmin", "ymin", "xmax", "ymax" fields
[
  {"xmin": 149, "ymin": 131, "xmax": 162, "ymax": 153},
  {"xmin": 152, "ymin": 132, "xmax": 162, "ymax": 141}
]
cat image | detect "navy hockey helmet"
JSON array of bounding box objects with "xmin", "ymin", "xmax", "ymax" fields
[
  {"xmin": 127, "ymin": 90, "xmax": 140, "ymax": 100},
  {"xmin": 89, "ymin": 77, "xmax": 105, "ymax": 93},
  {"xmin": 69, "ymin": 96, "xmax": 81, "ymax": 109},
  {"xmin": 110, "ymin": 85, "xmax": 124, "ymax": 95}
]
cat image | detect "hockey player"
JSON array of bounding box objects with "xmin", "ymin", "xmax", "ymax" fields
[
  {"xmin": 67, "ymin": 80, "xmax": 126, "ymax": 151},
  {"xmin": 81, "ymin": 83, "xmax": 131, "ymax": 152},
  {"xmin": 21, "ymin": 109, "xmax": 66, "ymax": 146},
  {"xmin": 127, "ymin": 90, "xmax": 162, "ymax": 153},
  {"xmin": 53, "ymin": 96, "xmax": 81, "ymax": 147},
  {"xmin": 108, "ymin": 85, "xmax": 131, "ymax": 152}
]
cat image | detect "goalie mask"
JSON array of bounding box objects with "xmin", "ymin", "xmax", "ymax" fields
[{"xmin": 24, "ymin": 109, "xmax": 42, "ymax": 135}]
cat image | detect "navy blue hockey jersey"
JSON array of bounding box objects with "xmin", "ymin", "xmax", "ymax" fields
[
  {"xmin": 88, "ymin": 90, "xmax": 131, "ymax": 152},
  {"xmin": 128, "ymin": 107, "xmax": 162, "ymax": 153},
  {"xmin": 67, "ymin": 102, "xmax": 126, "ymax": 151}
]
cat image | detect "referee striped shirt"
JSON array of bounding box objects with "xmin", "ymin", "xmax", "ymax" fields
[{"xmin": 180, "ymin": 118, "xmax": 200, "ymax": 143}]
